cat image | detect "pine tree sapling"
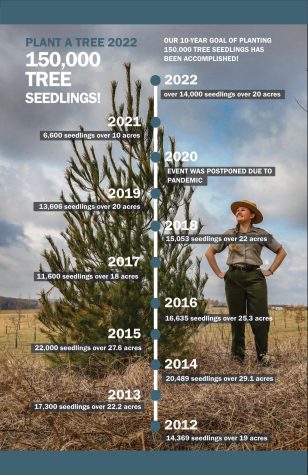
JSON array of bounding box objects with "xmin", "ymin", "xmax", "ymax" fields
[{"xmin": 39, "ymin": 64, "xmax": 207, "ymax": 375}]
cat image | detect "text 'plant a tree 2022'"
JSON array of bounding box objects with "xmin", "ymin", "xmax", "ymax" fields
[{"xmin": 38, "ymin": 64, "xmax": 208, "ymax": 375}]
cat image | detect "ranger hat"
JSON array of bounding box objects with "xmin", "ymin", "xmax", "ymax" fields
[{"xmin": 230, "ymin": 200, "xmax": 263, "ymax": 224}]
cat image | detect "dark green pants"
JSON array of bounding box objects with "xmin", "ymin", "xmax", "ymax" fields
[{"xmin": 224, "ymin": 268, "xmax": 270, "ymax": 361}]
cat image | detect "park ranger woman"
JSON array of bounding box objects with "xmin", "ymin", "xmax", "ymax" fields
[{"xmin": 205, "ymin": 200, "xmax": 287, "ymax": 367}]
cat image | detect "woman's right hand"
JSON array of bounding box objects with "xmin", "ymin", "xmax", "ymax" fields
[{"xmin": 217, "ymin": 271, "xmax": 225, "ymax": 279}]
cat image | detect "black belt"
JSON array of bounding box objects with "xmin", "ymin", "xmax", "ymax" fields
[{"xmin": 229, "ymin": 264, "xmax": 259, "ymax": 272}]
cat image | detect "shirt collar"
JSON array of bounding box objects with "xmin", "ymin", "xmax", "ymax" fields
[{"xmin": 234, "ymin": 224, "xmax": 258, "ymax": 233}]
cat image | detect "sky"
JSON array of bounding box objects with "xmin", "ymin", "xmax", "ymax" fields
[{"xmin": 0, "ymin": 25, "xmax": 306, "ymax": 304}]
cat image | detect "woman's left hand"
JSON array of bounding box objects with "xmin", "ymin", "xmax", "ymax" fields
[{"xmin": 259, "ymin": 269, "xmax": 273, "ymax": 277}]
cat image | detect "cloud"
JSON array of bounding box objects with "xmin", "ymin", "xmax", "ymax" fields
[
  {"xmin": 0, "ymin": 219, "xmax": 26, "ymax": 247},
  {"xmin": 231, "ymin": 103, "xmax": 307, "ymax": 227},
  {"xmin": 0, "ymin": 159, "xmax": 66, "ymax": 231},
  {"xmin": 0, "ymin": 24, "xmax": 306, "ymax": 303}
]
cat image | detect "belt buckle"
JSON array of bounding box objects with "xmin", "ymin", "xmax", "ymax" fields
[{"xmin": 237, "ymin": 265, "xmax": 248, "ymax": 271}]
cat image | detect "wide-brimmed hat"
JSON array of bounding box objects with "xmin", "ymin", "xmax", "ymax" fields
[{"xmin": 230, "ymin": 200, "xmax": 263, "ymax": 224}]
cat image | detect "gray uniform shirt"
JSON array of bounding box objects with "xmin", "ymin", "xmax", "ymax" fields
[{"xmin": 210, "ymin": 226, "xmax": 282, "ymax": 266}]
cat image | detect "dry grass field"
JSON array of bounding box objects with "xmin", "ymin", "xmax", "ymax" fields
[
  {"xmin": 0, "ymin": 309, "xmax": 47, "ymax": 353},
  {"xmin": 196, "ymin": 306, "xmax": 307, "ymax": 353},
  {"xmin": 0, "ymin": 306, "xmax": 306, "ymax": 353},
  {"xmin": 0, "ymin": 306, "xmax": 307, "ymax": 451}
]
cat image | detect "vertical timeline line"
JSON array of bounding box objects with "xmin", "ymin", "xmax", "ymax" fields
[
  {"xmin": 150, "ymin": 75, "xmax": 161, "ymax": 432},
  {"xmin": 153, "ymin": 83, "xmax": 158, "ymax": 421}
]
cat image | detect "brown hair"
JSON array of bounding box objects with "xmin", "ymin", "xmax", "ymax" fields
[
  {"xmin": 228, "ymin": 221, "xmax": 256, "ymax": 252},
  {"xmin": 228, "ymin": 224, "xmax": 240, "ymax": 252},
  {"xmin": 228, "ymin": 223, "xmax": 240, "ymax": 252}
]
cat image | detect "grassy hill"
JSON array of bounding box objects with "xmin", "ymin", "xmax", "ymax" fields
[{"xmin": 0, "ymin": 296, "xmax": 38, "ymax": 310}]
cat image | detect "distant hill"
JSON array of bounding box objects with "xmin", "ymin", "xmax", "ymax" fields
[
  {"xmin": 0, "ymin": 296, "xmax": 39, "ymax": 310},
  {"xmin": 207, "ymin": 298, "xmax": 227, "ymax": 308}
]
